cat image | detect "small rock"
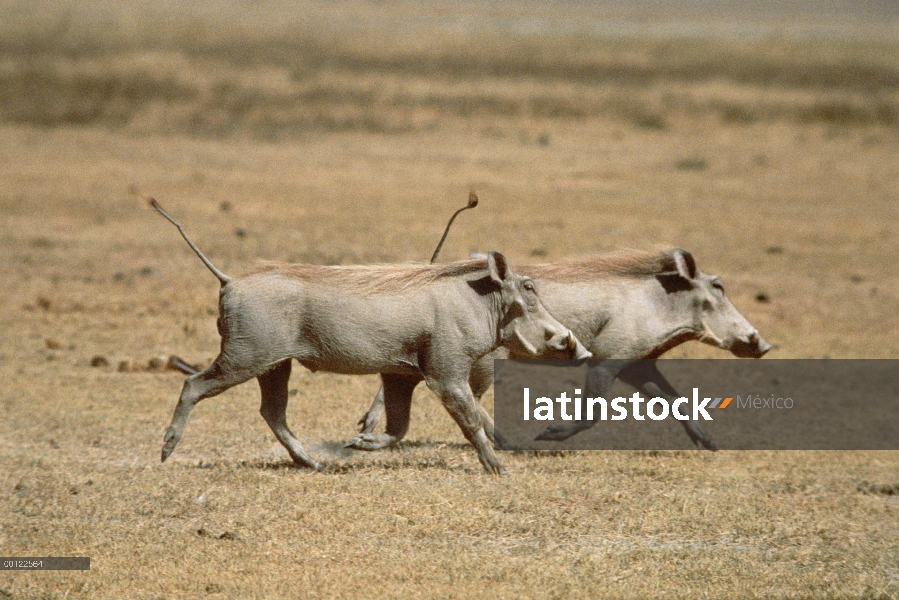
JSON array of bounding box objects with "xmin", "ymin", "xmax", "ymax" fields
[
  {"xmin": 90, "ymin": 356, "xmax": 110, "ymax": 367},
  {"xmin": 234, "ymin": 228, "xmax": 247, "ymax": 239},
  {"xmin": 37, "ymin": 296, "xmax": 52, "ymax": 311},
  {"xmin": 675, "ymin": 158, "xmax": 708, "ymax": 171},
  {"xmin": 49, "ymin": 439, "xmax": 59, "ymax": 449},
  {"xmin": 139, "ymin": 266, "xmax": 154, "ymax": 277},
  {"xmin": 765, "ymin": 246, "xmax": 784, "ymax": 255},
  {"xmin": 45, "ymin": 338, "xmax": 62, "ymax": 350},
  {"xmin": 205, "ymin": 583, "xmax": 222, "ymax": 593},
  {"xmin": 118, "ymin": 359, "xmax": 139, "ymax": 372},
  {"xmin": 755, "ymin": 292, "xmax": 771, "ymax": 303},
  {"xmin": 219, "ymin": 201, "xmax": 231, "ymax": 212},
  {"xmin": 148, "ymin": 356, "xmax": 168, "ymax": 371},
  {"xmin": 197, "ymin": 527, "xmax": 235, "ymax": 540}
]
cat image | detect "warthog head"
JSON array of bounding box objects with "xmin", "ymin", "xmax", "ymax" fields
[
  {"xmin": 665, "ymin": 249, "xmax": 771, "ymax": 359},
  {"xmin": 487, "ymin": 251, "xmax": 591, "ymax": 361}
]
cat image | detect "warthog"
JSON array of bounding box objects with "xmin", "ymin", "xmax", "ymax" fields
[
  {"xmin": 149, "ymin": 198, "xmax": 589, "ymax": 474},
  {"xmin": 354, "ymin": 247, "xmax": 770, "ymax": 451}
]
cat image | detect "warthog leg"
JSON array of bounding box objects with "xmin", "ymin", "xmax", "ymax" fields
[
  {"xmin": 427, "ymin": 377, "xmax": 507, "ymax": 476},
  {"xmin": 357, "ymin": 385, "xmax": 387, "ymax": 434},
  {"xmin": 346, "ymin": 374, "xmax": 419, "ymax": 451},
  {"xmin": 359, "ymin": 355, "xmax": 499, "ymax": 442},
  {"xmin": 258, "ymin": 360, "xmax": 322, "ymax": 470},
  {"xmin": 616, "ymin": 362, "xmax": 718, "ymax": 451},
  {"xmin": 535, "ymin": 361, "xmax": 718, "ymax": 451},
  {"xmin": 469, "ymin": 356, "xmax": 498, "ymax": 444},
  {"xmin": 161, "ymin": 355, "xmax": 255, "ymax": 462},
  {"xmin": 534, "ymin": 360, "xmax": 622, "ymax": 441}
]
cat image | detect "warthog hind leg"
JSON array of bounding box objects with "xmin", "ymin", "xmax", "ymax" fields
[
  {"xmin": 161, "ymin": 355, "xmax": 255, "ymax": 462},
  {"xmin": 346, "ymin": 374, "xmax": 418, "ymax": 450},
  {"xmin": 258, "ymin": 360, "xmax": 322, "ymax": 470}
]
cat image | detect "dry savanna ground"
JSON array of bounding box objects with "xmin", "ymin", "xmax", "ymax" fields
[{"xmin": 1, "ymin": 1, "xmax": 898, "ymax": 598}]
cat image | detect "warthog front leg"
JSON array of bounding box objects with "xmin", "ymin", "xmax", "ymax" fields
[
  {"xmin": 357, "ymin": 385, "xmax": 387, "ymax": 434},
  {"xmin": 534, "ymin": 360, "xmax": 718, "ymax": 450},
  {"xmin": 258, "ymin": 360, "xmax": 322, "ymax": 470},
  {"xmin": 427, "ymin": 377, "xmax": 507, "ymax": 476},
  {"xmin": 617, "ymin": 361, "xmax": 718, "ymax": 451},
  {"xmin": 358, "ymin": 356, "xmax": 498, "ymax": 441},
  {"xmin": 161, "ymin": 355, "xmax": 254, "ymax": 462},
  {"xmin": 346, "ymin": 374, "xmax": 419, "ymax": 451}
]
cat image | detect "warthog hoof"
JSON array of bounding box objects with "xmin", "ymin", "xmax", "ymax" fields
[
  {"xmin": 344, "ymin": 433, "xmax": 399, "ymax": 451},
  {"xmin": 356, "ymin": 412, "xmax": 379, "ymax": 434},
  {"xmin": 161, "ymin": 428, "xmax": 180, "ymax": 462},
  {"xmin": 477, "ymin": 455, "xmax": 508, "ymax": 476},
  {"xmin": 534, "ymin": 424, "xmax": 582, "ymax": 442},
  {"xmin": 684, "ymin": 422, "xmax": 718, "ymax": 451},
  {"xmin": 690, "ymin": 431, "xmax": 718, "ymax": 451}
]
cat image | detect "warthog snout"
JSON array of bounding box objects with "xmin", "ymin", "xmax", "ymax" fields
[{"xmin": 730, "ymin": 331, "xmax": 772, "ymax": 358}]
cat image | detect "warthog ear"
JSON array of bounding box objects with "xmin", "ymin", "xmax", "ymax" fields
[
  {"xmin": 673, "ymin": 248, "xmax": 698, "ymax": 280},
  {"xmin": 487, "ymin": 251, "xmax": 511, "ymax": 285}
]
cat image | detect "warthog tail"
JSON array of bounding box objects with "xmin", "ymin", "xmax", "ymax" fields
[
  {"xmin": 430, "ymin": 191, "xmax": 479, "ymax": 264},
  {"xmin": 147, "ymin": 196, "xmax": 232, "ymax": 286}
]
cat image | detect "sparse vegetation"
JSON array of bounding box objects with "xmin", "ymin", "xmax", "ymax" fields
[{"xmin": 0, "ymin": 1, "xmax": 897, "ymax": 138}]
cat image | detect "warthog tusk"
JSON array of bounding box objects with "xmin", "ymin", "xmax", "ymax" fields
[
  {"xmin": 513, "ymin": 324, "xmax": 540, "ymax": 356},
  {"xmin": 698, "ymin": 322, "xmax": 725, "ymax": 347}
]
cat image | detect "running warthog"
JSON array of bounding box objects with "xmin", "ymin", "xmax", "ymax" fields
[
  {"xmin": 354, "ymin": 248, "xmax": 770, "ymax": 451},
  {"xmin": 149, "ymin": 198, "xmax": 589, "ymax": 474}
]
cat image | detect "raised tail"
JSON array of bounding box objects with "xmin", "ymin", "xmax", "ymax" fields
[
  {"xmin": 147, "ymin": 196, "xmax": 232, "ymax": 286},
  {"xmin": 429, "ymin": 191, "xmax": 479, "ymax": 264}
]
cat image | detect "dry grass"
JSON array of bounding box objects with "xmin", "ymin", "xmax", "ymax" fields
[{"xmin": 1, "ymin": 1, "xmax": 899, "ymax": 598}]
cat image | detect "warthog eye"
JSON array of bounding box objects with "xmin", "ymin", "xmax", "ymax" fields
[
  {"xmin": 523, "ymin": 280, "xmax": 535, "ymax": 292},
  {"xmin": 711, "ymin": 280, "xmax": 724, "ymax": 293}
]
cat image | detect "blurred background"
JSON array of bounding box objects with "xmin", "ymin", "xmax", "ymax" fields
[{"xmin": 2, "ymin": 0, "xmax": 896, "ymax": 138}]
